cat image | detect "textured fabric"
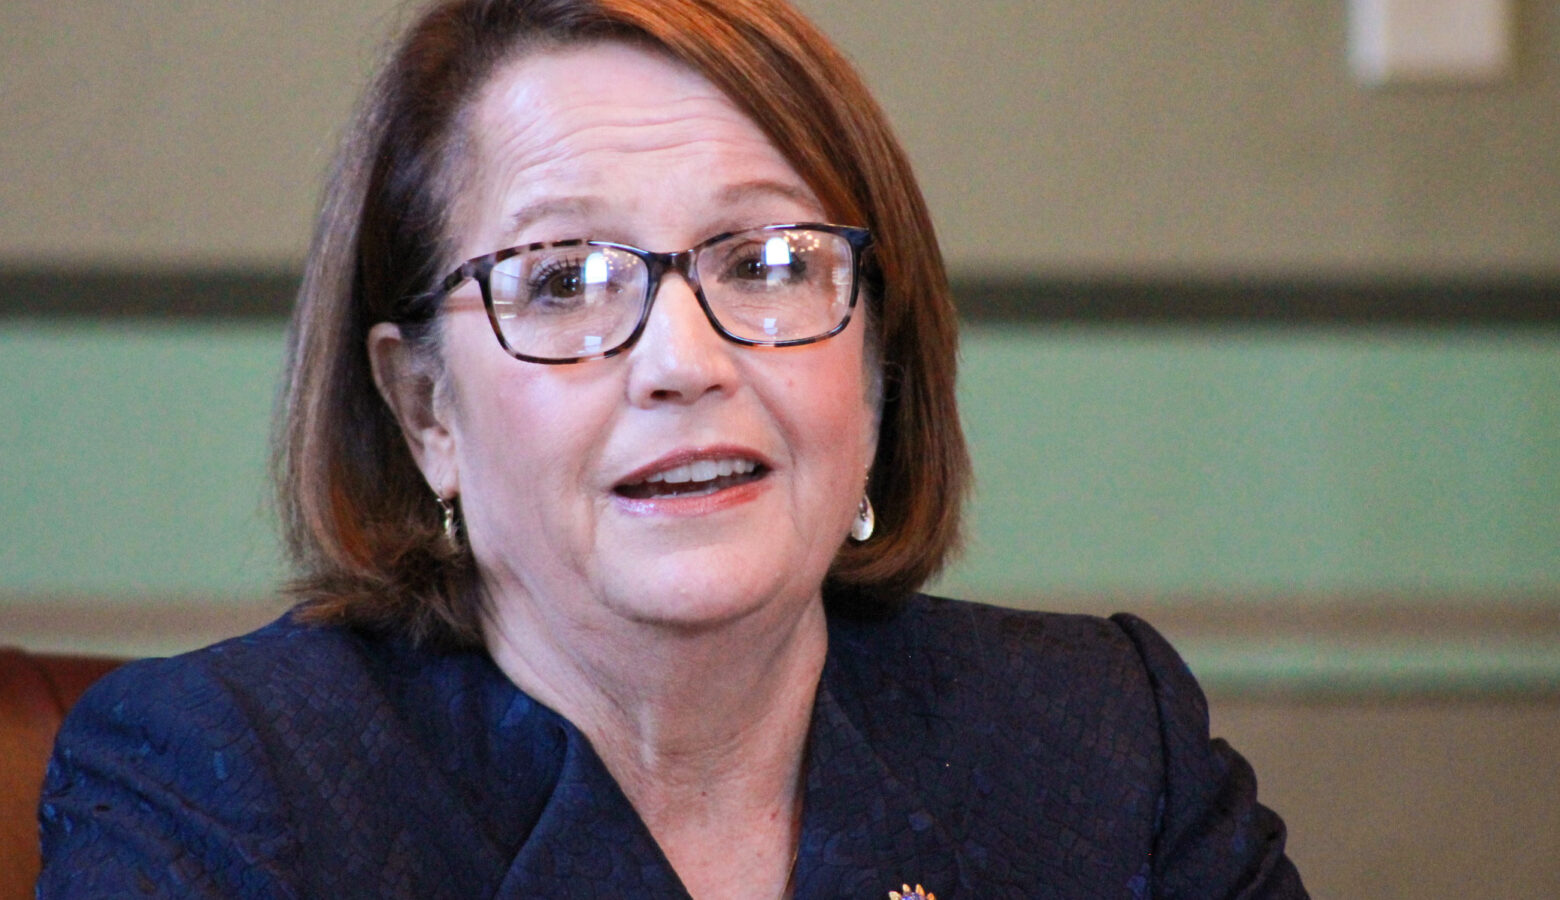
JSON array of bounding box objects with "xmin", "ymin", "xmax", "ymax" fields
[
  {"xmin": 2, "ymin": 649, "xmax": 122, "ymax": 898},
  {"xmin": 38, "ymin": 595, "xmax": 1306, "ymax": 898}
]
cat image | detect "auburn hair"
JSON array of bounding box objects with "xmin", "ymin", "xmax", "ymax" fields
[{"xmin": 275, "ymin": 0, "xmax": 969, "ymax": 645}]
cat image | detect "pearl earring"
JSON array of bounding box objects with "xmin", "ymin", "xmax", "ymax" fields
[{"xmin": 850, "ymin": 493, "xmax": 875, "ymax": 542}]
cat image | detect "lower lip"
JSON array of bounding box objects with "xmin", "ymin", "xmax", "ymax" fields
[{"xmin": 610, "ymin": 475, "xmax": 769, "ymax": 518}]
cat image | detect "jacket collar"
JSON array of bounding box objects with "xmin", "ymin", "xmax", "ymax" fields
[
  {"xmin": 492, "ymin": 693, "xmax": 689, "ymax": 896},
  {"xmin": 791, "ymin": 655, "xmax": 972, "ymax": 899},
  {"xmin": 488, "ymin": 644, "xmax": 971, "ymax": 898}
]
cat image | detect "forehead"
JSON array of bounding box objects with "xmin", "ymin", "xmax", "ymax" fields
[
  {"xmin": 472, "ymin": 41, "xmax": 750, "ymax": 145},
  {"xmin": 454, "ymin": 41, "xmax": 820, "ymax": 246}
]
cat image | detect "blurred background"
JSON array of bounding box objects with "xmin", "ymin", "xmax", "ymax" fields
[{"xmin": 2, "ymin": 1, "xmax": 1556, "ymax": 894}]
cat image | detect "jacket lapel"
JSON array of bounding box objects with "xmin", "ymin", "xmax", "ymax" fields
[
  {"xmin": 485, "ymin": 634, "xmax": 972, "ymax": 899},
  {"xmin": 491, "ymin": 713, "xmax": 691, "ymax": 898},
  {"xmin": 793, "ymin": 673, "xmax": 972, "ymax": 899}
]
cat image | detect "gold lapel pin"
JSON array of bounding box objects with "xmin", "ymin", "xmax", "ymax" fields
[{"xmin": 888, "ymin": 885, "xmax": 935, "ymax": 900}]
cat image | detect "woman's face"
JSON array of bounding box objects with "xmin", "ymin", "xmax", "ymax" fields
[{"xmin": 410, "ymin": 42, "xmax": 877, "ymax": 633}]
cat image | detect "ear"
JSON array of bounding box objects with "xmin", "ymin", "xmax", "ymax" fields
[
  {"xmin": 367, "ymin": 322, "xmax": 459, "ymax": 498},
  {"xmin": 861, "ymin": 364, "xmax": 884, "ymax": 479},
  {"xmin": 860, "ymin": 405, "xmax": 880, "ymax": 481}
]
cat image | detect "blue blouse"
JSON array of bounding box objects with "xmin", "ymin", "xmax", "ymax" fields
[{"xmin": 39, "ymin": 595, "xmax": 1306, "ymax": 897}]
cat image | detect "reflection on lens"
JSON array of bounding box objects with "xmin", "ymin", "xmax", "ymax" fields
[
  {"xmin": 705, "ymin": 227, "xmax": 852, "ymax": 343},
  {"xmin": 763, "ymin": 236, "xmax": 792, "ymax": 267},
  {"xmin": 471, "ymin": 226, "xmax": 861, "ymax": 360}
]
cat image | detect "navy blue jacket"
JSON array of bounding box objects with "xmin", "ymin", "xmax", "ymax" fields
[{"xmin": 39, "ymin": 595, "xmax": 1306, "ymax": 897}]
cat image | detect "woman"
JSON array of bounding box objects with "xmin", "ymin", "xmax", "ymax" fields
[{"xmin": 39, "ymin": 1, "xmax": 1306, "ymax": 897}]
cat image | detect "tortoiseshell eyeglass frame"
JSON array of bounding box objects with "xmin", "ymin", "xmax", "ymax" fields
[{"xmin": 402, "ymin": 222, "xmax": 873, "ymax": 365}]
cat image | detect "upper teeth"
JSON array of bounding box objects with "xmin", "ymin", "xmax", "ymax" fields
[{"xmin": 643, "ymin": 458, "xmax": 757, "ymax": 485}]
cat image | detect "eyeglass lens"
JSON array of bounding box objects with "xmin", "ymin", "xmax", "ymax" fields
[{"xmin": 484, "ymin": 226, "xmax": 855, "ymax": 361}]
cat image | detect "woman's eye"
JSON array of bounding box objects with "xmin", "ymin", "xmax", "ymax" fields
[
  {"xmin": 521, "ymin": 249, "xmax": 633, "ymax": 309},
  {"xmin": 538, "ymin": 268, "xmax": 584, "ymax": 298},
  {"xmin": 733, "ymin": 256, "xmax": 771, "ymax": 280},
  {"xmin": 525, "ymin": 259, "xmax": 594, "ymax": 307},
  {"xmin": 725, "ymin": 245, "xmax": 808, "ymax": 285}
]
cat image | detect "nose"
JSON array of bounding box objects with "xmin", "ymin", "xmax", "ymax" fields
[{"xmin": 624, "ymin": 271, "xmax": 738, "ymax": 407}]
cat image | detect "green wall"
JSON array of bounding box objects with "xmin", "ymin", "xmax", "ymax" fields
[
  {"xmin": 942, "ymin": 323, "xmax": 1560, "ymax": 599},
  {"xmin": 4, "ymin": 321, "xmax": 1555, "ymax": 603},
  {"xmin": 5, "ymin": 320, "xmax": 1556, "ymax": 689},
  {"xmin": 1, "ymin": 322, "xmax": 285, "ymax": 598}
]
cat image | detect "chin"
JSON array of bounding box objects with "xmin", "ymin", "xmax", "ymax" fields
[{"xmin": 600, "ymin": 553, "xmax": 821, "ymax": 632}]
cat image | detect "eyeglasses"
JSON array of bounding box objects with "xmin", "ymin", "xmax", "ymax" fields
[{"xmin": 423, "ymin": 223, "xmax": 872, "ymax": 364}]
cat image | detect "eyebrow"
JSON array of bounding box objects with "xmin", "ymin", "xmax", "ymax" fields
[
  {"xmin": 502, "ymin": 179, "xmax": 822, "ymax": 244},
  {"xmin": 505, "ymin": 196, "xmax": 604, "ymax": 241},
  {"xmin": 714, "ymin": 179, "xmax": 822, "ymax": 215}
]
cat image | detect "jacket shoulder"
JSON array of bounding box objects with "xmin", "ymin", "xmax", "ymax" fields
[
  {"xmin": 828, "ymin": 594, "xmax": 1153, "ymax": 708},
  {"xmin": 39, "ymin": 611, "xmax": 524, "ymax": 897},
  {"xmin": 73, "ymin": 610, "xmax": 378, "ymax": 707},
  {"xmin": 825, "ymin": 594, "xmax": 1167, "ymax": 792},
  {"xmin": 828, "ymin": 596, "xmax": 1306, "ymax": 898},
  {"xmin": 39, "ymin": 613, "xmax": 345, "ymax": 895}
]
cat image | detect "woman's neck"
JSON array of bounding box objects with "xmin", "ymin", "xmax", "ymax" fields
[{"xmin": 483, "ymin": 590, "xmax": 826, "ymax": 898}]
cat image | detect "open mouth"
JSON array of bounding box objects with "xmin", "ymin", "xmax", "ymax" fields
[{"xmin": 614, "ymin": 457, "xmax": 767, "ymax": 500}]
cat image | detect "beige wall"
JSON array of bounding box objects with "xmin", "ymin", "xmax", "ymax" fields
[
  {"xmin": 2, "ymin": 1, "xmax": 393, "ymax": 267},
  {"xmin": 5, "ymin": 1, "xmax": 1559, "ymax": 274},
  {"xmin": 799, "ymin": 0, "xmax": 1560, "ymax": 276},
  {"xmin": 1213, "ymin": 694, "xmax": 1560, "ymax": 898}
]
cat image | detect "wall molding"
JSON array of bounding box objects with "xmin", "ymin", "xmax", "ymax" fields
[
  {"xmin": 952, "ymin": 275, "xmax": 1560, "ymax": 325},
  {"xmin": 0, "ymin": 595, "xmax": 284, "ymax": 659},
  {"xmin": 2, "ymin": 267, "xmax": 1557, "ymax": 324},
  {"xmin": 0, "ymin": 268, "xmax": 299, "ymax": 319},
  {"xmin": 1000, "ymin": 592, "xmax": 1560, "ymax": 698},
  {"xmin": 4, "ymin": 592, "xmax": 1556, "ymax": 697}
]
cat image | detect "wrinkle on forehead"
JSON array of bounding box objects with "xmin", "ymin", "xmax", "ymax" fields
[
  {"xmin": 452, "ymin": 43, "xmax": 815, "ymax": 252},
  {"xmin": 472, "ymin": 45, "xmax": 778, "ymax": 183},
  {"xmin": 488, "ymin": 94, "xmax": 764, "ymax": 167}
]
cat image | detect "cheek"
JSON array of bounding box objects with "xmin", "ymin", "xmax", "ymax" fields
[
  {"xmin": 440, "ymin": 319, "xmax": 590, "ymax": 496},
  {"xmin": 446, "ymin": 369, "xmax": 620, "ymax": 584},
  {"xmin": 453, "ymin": 374, "xmax": 594, "ymax": 490},
  {"xmin": 783, "ymin": 348, "xmax": 877, "ymax": 486}
]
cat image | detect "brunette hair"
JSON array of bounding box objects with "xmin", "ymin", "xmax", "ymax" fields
[{"xmin": 276, "ymin": 0, "xmax": 970, "ymax": 645}]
